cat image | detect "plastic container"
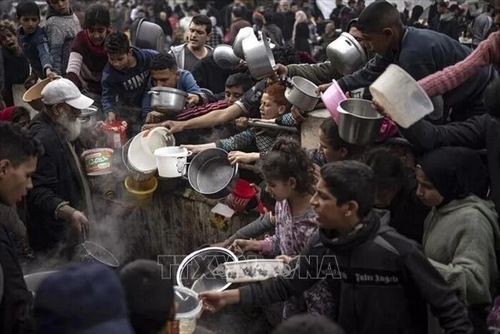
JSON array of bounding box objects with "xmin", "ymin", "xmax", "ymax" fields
[
  {"xmin": 321, "ymin": 80, "xmax": 347, "ymax": 123},
  {"xmin": 81, "ymin": 148, "xmax": 114, "ymax": 176},
  {"xmin": 154, "ymin": 146, "xmax": 191, "ymax": 178},
  {"xmin": 173, "ymin": 286, "xmax": 203, "ymax": 334},
  {"xmin": 224, "ymin": 259, "xmax": 286, "ymax": 283},
  {"xmin": 369, "ymin": 64, "xmax": 433, "ymax": 128},
  {"xmin": 225, "ymin": 179, "xmax": 256, "ymax": 212},
  {"xmin": 101, "ymin": 120, "xmax": 128, "ymax": 148},
  {"xmin": 140, "ymin": 127, "xmax": 175, "ymax": 155},
  {"xmin": 22, "ymin": 76, "xmax": 60, "ymax": 110},
  {"xmin": 124, "ymin": 176, "xmax": 158, "ymax": 206}
]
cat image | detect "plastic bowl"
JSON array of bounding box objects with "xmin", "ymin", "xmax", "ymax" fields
[
  {"xmin": 174, "ymin": 286, "xmax": 203, "ymax": 334},
  {"xmin": 321, "ymin": 80, "xmax": 347, "ymax": 123},
  {"xmin": 22, "ymin": 76, "xmax": 60, "ymax": 110}
]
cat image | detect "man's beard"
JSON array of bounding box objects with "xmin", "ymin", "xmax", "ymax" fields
[{"xmin": 56, "ymin": 111, "xmax": 82, "ymax": 141}]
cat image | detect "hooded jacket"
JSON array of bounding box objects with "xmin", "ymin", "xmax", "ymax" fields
[
  {"xmin": 101, "ymin": 47, "xmax": 158, "ymax": 114},
  {"xmin": 423, "ymin": 195, "xmax": 499, "ymax": 306},
  {"xmin": 239, "ymin": 209, "xmax": 473, "ymax": 333}
]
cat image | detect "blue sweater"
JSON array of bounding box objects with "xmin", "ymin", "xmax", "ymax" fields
[
  {"xmin": 17, "ymin": 26, "xmax": 53, "ymax": 79},
  {"xmin": 101, "ymin": 47, "xmax": 158, "ymax": 114},
  {"xmin": 141, "ymin": 69, "xmax": 202, "ymax": 120}
]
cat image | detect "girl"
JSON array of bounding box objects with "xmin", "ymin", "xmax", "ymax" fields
[
  {"xmin": 416, "ymin": 147, "xmax": 499, "ymax": 332},
  {"xmin": 233, "ymin": 139, "xmax": 335, "ymax": 320},
  {"xmin": 66, "ymin": 4, "xmax": 111, "ymax": 100}
]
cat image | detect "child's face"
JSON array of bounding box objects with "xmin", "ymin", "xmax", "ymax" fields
[
  {"xmin": 107, "ymin": 51, "xmax": 130, "ymax": 71},
  {"xmin": 87, "ymin": 24, "xmax": 108, "ymax": 46},
  {"xmin": 0, "ymin": 30, "xmax": 19, "ymax": 53},
  {"xmin": 265, "ymin": 178, "xmax": 295, "ymax": 201},
  {"xmin": 259, "ymin": 93, "xmax": 285, "ymax": 120},
  {"xmin": 47, "ymin": 0, "xmax": 71, "ymax": 15},
  {"xmin": 20, "ymin": 15, "xmax": 40, "ymax": 34}
]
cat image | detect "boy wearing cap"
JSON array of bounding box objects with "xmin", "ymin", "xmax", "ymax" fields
[{"xmin": 27, "ymin": 78, "xmax": 94, "ymax": 255}]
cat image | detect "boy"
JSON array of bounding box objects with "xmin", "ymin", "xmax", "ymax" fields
[
  {"xmin": 45, "ymin": 0, "xmax": 81, "ymax": 76},
  {"xmin": 16, "ymin": 1, "xmax": 55, "ymax": 82},
  {"xmin": 200, "ymin": 161, "xmax": 473, "ymax": 333},
  {"xmin": 101, "ymin": 32, "xmax": 157, "ymax": 124}
]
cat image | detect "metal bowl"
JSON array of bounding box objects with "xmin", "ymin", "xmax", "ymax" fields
[
  {"xmin": 176, "ymin": 247, "xmax": 239, "ymax": 293},
  {"xmin": 285, "ymin": 76, "xmax": 320, "ymax": 111},
  {"xmin": 148, "ymin": 87, "xmax": 188, "ymax": 114},
  {"xmin": 214, "ymin": 44, "xmax": 241, "ymax": 69},
  {"xmin": 233, "ymin": 26, "xmax": 256, "ymax": 59},
  {"xmin": 326, "ymin": 33, "xmax": 367, "ymax": 75},
  {"xmin": 132, "ymin": 18, "xmax": 165, "ymax": 52},
  {"xmin": 243, "ymin": 35, "xmax": 276, "ymax": 80},
  {"xmin": 337, "ymin": 99, "xmax": 384, "ymax": 145}
]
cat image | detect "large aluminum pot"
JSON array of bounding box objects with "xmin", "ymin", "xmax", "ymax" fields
[
  {"xmin": 148, "ymin": 87, "xmax": 188, "ymax": 114},
  {"xmin": 285, "ymin": 76, "xmax": 320, "ymax": 111},
  {"xmin": 326, "ymin": 33, "xmax": 368, "ymax": 75},
  {"xmin": 132, "ymin": 18, "xmax": 165, "ymax": 52},
  {"xmin": 243, "ymin": 35, "xmax": 275, "ymax": 80},
  {"xmin": 214, "ymin": 44, "xmax": 241, "ymax": 69},
  {"xmin": 337, "ymin": 99, "xmax": 384, "ymax": 145},
  {"xmin": 78, "ymin": 106, "xmax": 99, "ymax": 129},
  {"xmin": 233, "ymin": 26, "xmax": 256, "ymax": 59},
  {"xmin": 187, "ymin": 148, "xmax": 239, "ymax": 199}
]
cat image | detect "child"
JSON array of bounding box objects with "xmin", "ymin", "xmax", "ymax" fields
[
  {"xmin": 183, "ymin": 82, "xmax": 298, "ymax": 165},
  {"xmin": 66, "ymin": 4, "xmax": 111, "ymax": 99},
  {"xmin": 16, "ymin": 1, "xmax": 55, "ymax": 81},
  {"xmin": 232, "ymin": 139, "xmax": 335, "ymax": 320},
  {"xmin": 101, "ymin": 32, "xmax": 157, "ymax": 124},
  {"xmin": 0, "ymin": 20, "xmax": 30, "ymax": 108},
  {"xmin": 45, "ymin": 0, "xmax": 81, "ymax": 76}
]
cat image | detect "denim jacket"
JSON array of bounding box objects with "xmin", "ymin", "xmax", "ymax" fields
[{"xmin": 18, "ymin": 26, "xmax": 53, "ymax": 79}]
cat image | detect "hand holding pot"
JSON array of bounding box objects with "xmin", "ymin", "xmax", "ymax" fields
[
  {"xmin": 291, "ymin": 106, "xmax": 306, "ymax": 124},
  {"xmin": 163, "ymin": 120, "xmax": 185, "ymax": 134},
  {"xmin": 187, "ymin": 93, "xmax": 200, "ymax": 106},
  {"xmin": 273, "ymin": 63, "xmax": 288, "ymax": 78},
  {"xmin": 145, "ymin": 111, "xmax": 164, "ymax": 124},
  {"xmin": 228, "ymin": 151, "xmax": 260, "ymax": 165},
  {"xmin": 181, "ymin": 143, "xmax": 216, "ymax": 154},
  {"xmin": 234, "ymin": 117, "xmax": 249, "ymax": 131},
  {"xmin": 318, "ymin": 82, "xmax": 332, "ymax": 93},
  {"xmin": 70, "ymin": 210, "xmax": 89, "ymax": 235},
  {"xmin": 231, "ymin": 239, "xmax": 262, "ymax": 253}
]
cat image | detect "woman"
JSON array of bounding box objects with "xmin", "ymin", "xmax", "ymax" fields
[
  {"xmin": 416, "ymin": 147, "xmax": 499, "ymax": 332},
  {"xmin": 66, "ymin": 4, "xmax": 111, "ymax": 101},
  {"xmin": 292, "ymin": 11, "xmax": 311, "ymax": 53}
]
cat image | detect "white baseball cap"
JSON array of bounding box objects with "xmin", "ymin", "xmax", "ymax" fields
[{"xmin": 41, "ymin": 78, "xmax": 94, "ymax": 109}]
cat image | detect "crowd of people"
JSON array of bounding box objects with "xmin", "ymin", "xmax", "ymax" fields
[{"xmin": 0, "ymin": 0, "xmax": 500, "ymax": 333}]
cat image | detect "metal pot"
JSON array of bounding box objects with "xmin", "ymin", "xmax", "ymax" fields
[
  {"xmin": 233, "ymin": 26, "xmax": 256, "ymax": 59},
  {"xmin": 132, "ymin": 18, "xmax": 165, "ymax": 52},
  {"xmin": 337, "ymin": 99, "xmax": 384, "ymax": 145},
  {"xmin": 148, "ymin": 87, "xmax": 188, "ymax": 114},
  {"xmin": 176, "ymin": 247, "xmax": 239, "ymax": 293},
  {"xmin": 242, "ymin": 33, "xmax": 275, "ymax": 80},
  {"xmin": 285, "ymin": 76, "xmax": 320, "ymax": 111},
  {"xmin": 78, "ymin": 106, "xmax": 99, "ymax": 129},
  {"xmin": 187, "ymin": 148, "xmax": 239, "ymax": 199},
  {"xmin": 326, "ymin": 33, "xmax": 368, "ymax": 75},
  {"xmin": 214, "ymin": 44, "xmax": 241, "ymax": 69}
]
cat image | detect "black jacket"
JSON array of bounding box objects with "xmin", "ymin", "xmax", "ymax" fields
[
  {"xmin": 26, "ymin": 112, "xmax": 86, "ymax": 251},
  {"xmin": 400, "ymin": 114, "xmax": 500, "ymax": 223},
  {"xmin": 239, "ymin": 210, "xmax": 472, "ymax": 334},
  {"xmin": 0, "ymin": 222, "xmax": 33, "ymax": 334}
]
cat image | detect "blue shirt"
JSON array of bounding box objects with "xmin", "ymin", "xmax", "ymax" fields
[{"xmin": 17, "ymin": 26, "xmax": 53, "ymax": 79}]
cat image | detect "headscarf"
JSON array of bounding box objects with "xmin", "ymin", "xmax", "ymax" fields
[
  {"xmin": 0, "ymin": 106, "xmax": 16, "ymax": 122},
  {"xmin": 418, "ymin": 147, "xmax": 488, "ymax": 202},
  {"xmin": 292, "ymin": 10, "xmax": 309, "ymax": 42}
]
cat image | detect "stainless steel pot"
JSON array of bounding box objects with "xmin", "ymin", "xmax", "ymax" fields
[
  {"xmin": 132, "ymin": 18, "xmax": 165, "ymax": 52},
  {"xmin": 187, "ymin": 148, "xmax": 239, "ymax": 199},
  {"xmin": 148, "ymin": 87, "xmax": 188, "ymax": 114},
  {"xmin": 337, "ymin": 99, "xmax": 384, "ymax": 145},
  {"xmin": 285, "ymin": 76, "xmax": 320, "ymax": 111},
  {"xmin": 214, "ymin": 44, "xmax": 241, "ymax": 69},
  {"xmin": 326, "ymin": 33, "xmax": 368, "ymax": 75},
  {"xmin": 243, "ymin": 33, "xmax": 275, "ymax": 80},
  {"xmin": 233, "ymin": 26, "xmax": 256, "ymax": 59},
  {"xmin": 78, "ymin": 106, "xmax": 99, "ymax": 129}
]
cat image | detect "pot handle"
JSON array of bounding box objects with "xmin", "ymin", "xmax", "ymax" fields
[
  {"xmin": 182, "ymin": 162, "xmax": 190, "ymax": 180},
  {"xmin": 148, "ymin": 91, "xmax": 160, "ymax": 96},
  {"xmin": 344, "ymin": 39, "xmax": 353, "ymax": 47}
]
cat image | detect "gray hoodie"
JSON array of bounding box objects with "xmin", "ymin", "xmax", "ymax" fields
[{"xmin": 423, "ymin": 195, "xmax": 500, "ymax": 306}]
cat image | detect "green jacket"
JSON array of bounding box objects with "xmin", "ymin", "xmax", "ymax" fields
[
  {"xmin": 287, "ymin": 61, "xmax": 342, "ymax": 86},
  {"xmin": 423, "ymin": 195, "xmax": 500, "ymax": 306}
]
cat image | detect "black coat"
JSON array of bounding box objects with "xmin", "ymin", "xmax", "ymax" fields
[
  {"xmin": 26, "ymin": 112, "xmax": 86, "ymax": 251},
  {"xmin": 0, "ymin": 223, "xmax": 33, "ymax": 334},
  {"xmin": 239, "ymin": 210, "xmax": 472, "ymax": 333}
]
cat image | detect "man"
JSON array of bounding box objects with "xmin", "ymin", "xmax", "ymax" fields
[
  {"xmin": 170, "ymin": 15, "xmax": 214, "ymax": 72},
  {"xmin": 329, "ymin": 0, "xmax": 346, "ymax": 30},
  {"xmin": 275, "ymin": 0, "xmax": 295, "ymax": 44},
  {"xmin": 471, "ymin": 1, "xmax": 497, "ymax": 48},
  {"xmin": 340, "ymin": 0, "xmax": 359, "ymax": 31},
  {"xmin": 144, "ymin": 72, "xmax": 253, "ymax": 126},
  {"xmin": 228, "ymin": 6, "xmax": 251, "ymax": 43},
  {"xmin": 141, "ymin": 52, "xmax": 207, "ymax": 121},
  {"xmin": 356, "ymin": 0, "xmax": 366, "ymax": 15},
  {"xmin": 27, "ymin": 78, "xmax": 94, "ymax": 254},
  {"xmin": 0, "ymin": 122, "xmax": 43, "ymax": 333},
  {"xmin": 199, "ymin": 161, "xmax": 473, "ymax": 333},
  {"xmin": 102, "ymin": 32, "xmax": 157, "ymax": 123},
  {"xmin": 433, "ymin": 1, "xmax": 460, "ymax": 41},
  {"xmin": 337, "ymin": 1, "xmax": 496, "ymax": 121}
]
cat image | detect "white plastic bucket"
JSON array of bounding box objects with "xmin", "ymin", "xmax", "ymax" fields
[
  {"xmin": 369, "ymin": 64, "xmax": 434, "ymax": 128},
  {"xmin": 154, "ymin": 146, "xmax": 191, "ymax": 178}
]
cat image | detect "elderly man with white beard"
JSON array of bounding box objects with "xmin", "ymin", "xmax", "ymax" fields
[{"xmin": 26, "ymin": 78, "xmax": 95, "ymax": 258}]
